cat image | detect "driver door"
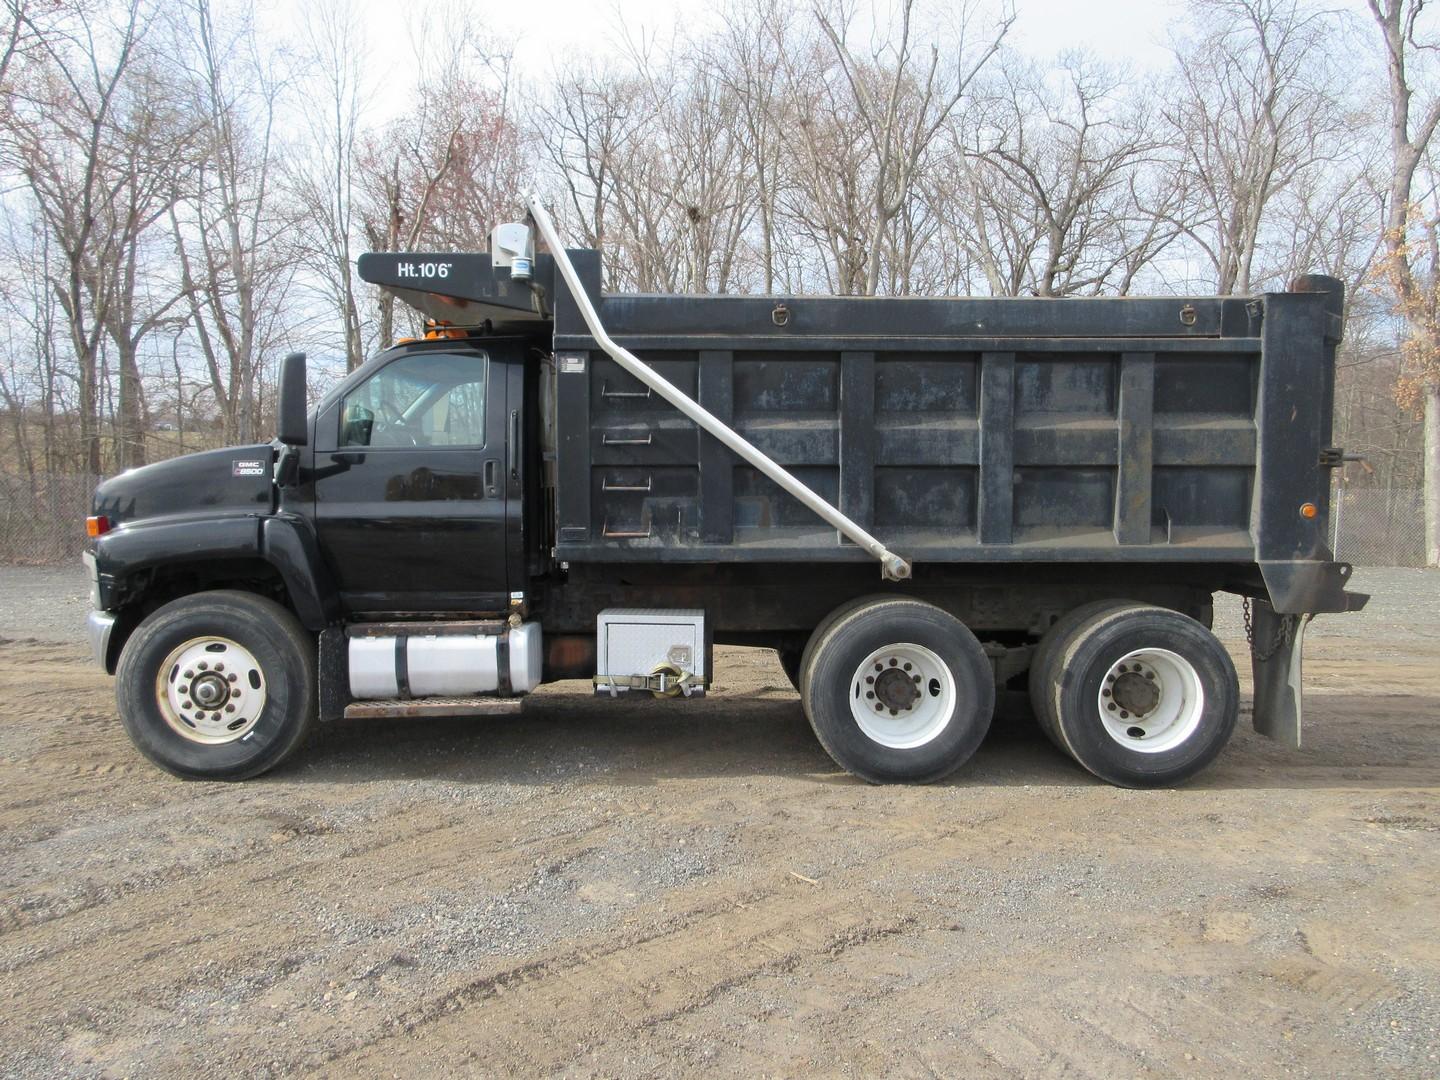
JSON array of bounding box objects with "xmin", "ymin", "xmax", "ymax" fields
[{"xmin": 312, "ymin": 347, "xmax": 511, "ymax": 616}]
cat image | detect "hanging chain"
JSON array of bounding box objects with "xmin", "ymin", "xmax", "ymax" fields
[{"xmin": 1242, "ymin": 597, "xmax": 1294, "ymax": 662}]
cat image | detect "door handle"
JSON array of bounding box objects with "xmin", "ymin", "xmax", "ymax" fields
[
  {"xmin": 507, "ymin": 409, "xmax": 520, "ymax": 482},
  {"xmin": 484, "ymin": 458, "xmax": 499, "ymax": 498}
]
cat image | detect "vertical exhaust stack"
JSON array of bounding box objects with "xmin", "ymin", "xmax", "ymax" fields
[{"xmin": 523, "ymin": 192, "xmax": 913, "ymax": 582}]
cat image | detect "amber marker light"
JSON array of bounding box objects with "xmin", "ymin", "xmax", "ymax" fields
[
  {"xmin": 1299, "ymin": 502, "xmax": 1318, "ymax": 519},
  {"xmin": 86, "ymin": 515, "xmax": 110, "ymax": 537}
]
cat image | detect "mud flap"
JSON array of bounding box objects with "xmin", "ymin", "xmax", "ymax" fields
[{"xmin": 1249, "ymin": 598, "xmax": 1308, "ymax": 749}]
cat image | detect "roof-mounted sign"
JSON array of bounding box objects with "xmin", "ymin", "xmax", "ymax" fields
[{"xmin": 356, "ymin": 251, "xmax": 553, "ymax": 327}]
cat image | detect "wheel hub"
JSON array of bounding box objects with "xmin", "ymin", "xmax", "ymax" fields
[
  {"xmin": 1096, "ymin": 648, "xmax": 1204, "ymax": 754},
  {"xmin": 190, "ymin": 672, "xmax": 229, "ymax": 707},
  {"xmin": 154, "ymin": 637, "xmax": 266, "ymax": 745},
  {"xmin": 873, "ymin": 666, "xmax": 920, "ymax": 711},
  {"xmin": 850, "ymin": 643, "xmax": 955, "ymax": 750},
  {"xmin": 1110, "ymin": 668, "xmax": 1160, "ymax": 716}
]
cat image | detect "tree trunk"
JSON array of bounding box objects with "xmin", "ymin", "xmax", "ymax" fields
[
  {"xmin": 1426, "ymin": 381, "xmax": 1440, "ymax": 566},
  {"xmin": 116, "ymin": 340, "xmax": 147, "ymax": 469},
  {"xmin": 79, "ymin": 357, "xmax": 101, "ymax": 475}
]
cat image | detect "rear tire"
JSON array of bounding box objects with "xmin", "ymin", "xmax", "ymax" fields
[
  {"xmin": 798, "ymin": 593, "xmax": 893, "ymax": 702},
  {"xmin": 801, "ymin": 598, "xmax": 994, "ymax": 784},
  {"xmin": 1028, "ymin": 600, "xmax": 1137, "ymax": 750},
  {"xmin": 1029, "ymin": 603, "xmax": 1238, "ymax": 787},
  {"xmin": 116, "ymin": 590, "xmax": 317, "ymax": 780}
]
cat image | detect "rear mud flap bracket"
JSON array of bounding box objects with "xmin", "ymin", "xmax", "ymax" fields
[{"xmin": 1249, "ymin": 598, "xmax": 1308, "ymax": 749}]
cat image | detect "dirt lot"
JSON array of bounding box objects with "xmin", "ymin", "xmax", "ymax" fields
[{"xmin": 0, "ymin": 568, "xmax": 1437, "ymax": 1078}]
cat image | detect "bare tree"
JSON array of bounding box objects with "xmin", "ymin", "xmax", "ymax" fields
[
  {"xmin": 798, "ymin": 0, "xmax": 1013, "ymax": 294},
  {"xmin": 0, "ymin": 0, "xmax": 73, "ymax": 93},
  {"xmin": 609, "ymin": 30, "xmax": 758, "ymax": 293},
  {"xmin": 531, "ymin": 63, "xmax": 650, "ymax": 288},
  {"xmin": 169, "ymin": 0, "xmax": 293, "ymax": 443},
  {"xmin": 3, "ymin": 0, "xmax": 161, "ymax": 473},
  {"xmin": 710, "ymin": 0, "xmax": 791, "ymax": 292},
  {"xmin": 931, "ymin": 51, "xmax": 1178, "ymax": 297},
  {"xmin": 1162, "ymin": 0, "xmax": 1347, "ymax": 294},
  {"xmin": 1368, "ymin": 0, "xmax": 1440, "ymax": 565},
  {"xmin": 96, "ymin": 55, "xmax": 198, "ymax": 468},
  {"xmin": 289, "ymin": 0, "xmax": 367, "ymax": 371},
  {"xmin": 359, "ymin": 10, "xmax": 522, "ymax": 345}
]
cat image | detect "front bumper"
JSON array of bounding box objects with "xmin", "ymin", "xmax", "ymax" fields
[
  {"xmin": 81, "ymin": 551, "xmax": 114, "ymax": 670},
  {"xmin": 87, "ymin": 610, "xmax": 116, "ymax": 670}
]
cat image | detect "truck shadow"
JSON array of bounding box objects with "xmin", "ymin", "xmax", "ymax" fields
[{"xmin": 278, "ymin": 686, "xmax": 1440, "ymax": 793}]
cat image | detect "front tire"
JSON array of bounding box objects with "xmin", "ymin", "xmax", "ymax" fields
[
  {"xmin": 801, "ymin": 598, "xmax": 994, "ymax": 784},
  {"xmin": 1029, "ymin": 603, "xmax": 1238, "ymax": 787},
  {"xmin": 116, "ymin": 590, "xmax": 317, "ymax": 780}
]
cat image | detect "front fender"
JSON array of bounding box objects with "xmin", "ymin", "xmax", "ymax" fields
[
  {"xmin": 91, "ymin": 512, "xmax": 336, "ymax": 633},
  {"xmin": 93, "ymin": 515, "xmax": 265, "ymax": 607},
  {"xmin": 261, "ymin": 514, "xmax": 338, "ymax": 630}
]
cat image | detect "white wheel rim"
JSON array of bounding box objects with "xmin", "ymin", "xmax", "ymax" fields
[
  {"xmin": 849, "ymin": 642, "xmax": 955, "ymax": 749},
  {"xmin": 154, "ymin": 636, "xmax": 267, "ymax": 745},
  {"xmin": 1096, "ymin": 648, "xmax": 1204, "ymax": 754}
]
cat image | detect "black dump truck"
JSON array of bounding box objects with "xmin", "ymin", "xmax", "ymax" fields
[{"xmin": 84, "ymin": 198, "xmax": 1367, "ymax": 787}]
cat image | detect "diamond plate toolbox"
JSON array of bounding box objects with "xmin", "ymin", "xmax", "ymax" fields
[{"xmin": 596, "ymin": 608, "xmax": 707, "ymax": 692}]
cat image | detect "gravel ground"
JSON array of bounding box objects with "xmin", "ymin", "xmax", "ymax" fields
[
  {"xmin": 0, "ymin": 565, "xmax": 92, "ymax": 644},
  {"xmin": 0, "ymin": 565, "xmax": 1436, "ymax": 1077}
]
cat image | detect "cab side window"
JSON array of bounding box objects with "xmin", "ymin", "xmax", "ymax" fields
[{"xmin": 340, "ymin": 352, "xmax": 488, "ymax": 448}]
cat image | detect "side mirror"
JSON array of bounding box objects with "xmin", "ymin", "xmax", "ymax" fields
[{"xmin": 278, "ymin": 351, "xmax": 308, "ymax": 446}]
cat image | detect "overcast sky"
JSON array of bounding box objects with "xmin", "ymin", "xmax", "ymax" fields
[
  {"xmin": 318, "ymin": 0, "xmax": 1402, "ymax": 129},
  {"xmin": 337, "ymin": 0, "xmax": 1185, "ymax": 123},
  {"xmin": 494, "ymin": 0, "xmax": 1180, "ymax": 70}
]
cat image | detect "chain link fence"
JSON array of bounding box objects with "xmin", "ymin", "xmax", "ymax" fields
[
  {"xmin": 1329, "ymin": 482, "xmax": 1426, "ymax": 567},
  {"xmin": 1, "ymin": 473, "xmax": 101, "ymax": 565},
  {"xmin": 0, "ymin": 470, "xmax": 1432, "ymax": 568}
]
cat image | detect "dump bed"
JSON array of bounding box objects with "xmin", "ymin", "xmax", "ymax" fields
[{"xmin": 546, "ymin": 252, "xmax": 1344, "ymax": 586}]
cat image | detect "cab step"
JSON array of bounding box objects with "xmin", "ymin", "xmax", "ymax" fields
[{"xmin": 343, "ymin": 696, "xmax": 524, "ymax": 720}]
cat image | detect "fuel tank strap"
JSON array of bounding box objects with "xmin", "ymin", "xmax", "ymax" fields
[
  {"xmin": 395, "ymin": 636, "xmax": 411, "ymax": 699},
  {"xmin": 496, "ymin": 630, "xmax": 512, "ymax": 696}
]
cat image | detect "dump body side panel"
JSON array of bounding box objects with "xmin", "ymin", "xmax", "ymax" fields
[{"xmin": 547, "ymin": 261, "xmax": 1342, "ymax": 596}]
